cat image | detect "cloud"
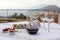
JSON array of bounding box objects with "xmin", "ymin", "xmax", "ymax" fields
[
  {"xmin": 0, "ymin": 0, "xmax": 59, "ymax": 9},
  {"xmin": 46, "ymin": 0, "xmax": 60, "ymax": 7}
]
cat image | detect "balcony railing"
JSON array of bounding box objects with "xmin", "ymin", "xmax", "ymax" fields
[{"xmin": 0, "ymin": 9, "xmax": 59, "ymax": 23}]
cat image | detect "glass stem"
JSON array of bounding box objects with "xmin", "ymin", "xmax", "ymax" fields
[
  {"xmin": 43, "ymin": 20, "xmax": 45, "ymax": 29},
  {"xmin": 48, "ymin": 20, "xmax": 50, "ymax": 32}
]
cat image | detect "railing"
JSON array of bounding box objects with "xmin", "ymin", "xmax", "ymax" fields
[{"xmin": 0, "ymin": 9, "xmax": 59, "ymax": 23}]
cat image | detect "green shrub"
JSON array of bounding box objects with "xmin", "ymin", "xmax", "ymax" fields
[{"xmin": 9, "ymin": 13, "xmax": 27, "ymax": 19}]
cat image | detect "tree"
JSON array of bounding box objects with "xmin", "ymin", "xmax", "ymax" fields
[
  {"xmin": 9, "ymin": 13, "xmax": 27, "ymax": 19},
  {"xmin": 19, "ymin": 13, "xmax": 27, "ymax": 19},
  {"xmin": 14, "ymin": 13, "xmax": 17, "ymax": 18}
]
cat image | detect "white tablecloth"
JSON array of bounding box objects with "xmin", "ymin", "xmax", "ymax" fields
[{"xmin": 0, "ymin": 21, "xmax": 60, "ymax": 40}]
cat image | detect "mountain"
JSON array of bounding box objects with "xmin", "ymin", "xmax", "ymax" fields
[
  {"xmin": 26, "ymin": 5, "xmax": 60, "ymax": 13},
  {"xmin": 39, "ymin": 5, "xmax": 60, "ymax": 13}
]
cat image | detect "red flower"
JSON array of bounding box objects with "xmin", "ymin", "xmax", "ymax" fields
[
  {"xmin": 8, "ymin": 28, "xmax": 14, "ymax": 32},
  {"xmin": 24, "ymin": 24, "xmax": 26, "ymax": 26},
  {"xmin": 21, "ymin": 24, "xmax": 23, "ymax": 27},
  {"xmin": 3, "ymin": 28, "xmax": 10, "ymax": 32},
  {"xmin": 13, "ymin": 24, "xmax": 17, "ymax": 27}
]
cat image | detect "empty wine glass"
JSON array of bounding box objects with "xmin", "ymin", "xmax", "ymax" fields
[
  {"xmin": 40, "ymin": 13, "xmax": 46, "ymax": 29},
  {"xmin": 46, "ymin": 13, "xmax": 54, "ymax": 32}
]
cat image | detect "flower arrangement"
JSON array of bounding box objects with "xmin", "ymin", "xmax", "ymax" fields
[
  {"xmin": 2, "ymin": 24, "xmax": 27, "ymax": 33},
  {"xmin": 2, "ymin": 28, "xmax": 15, "ymax": 33},
  {"xmin": 15, "ymin": 24, "xmax": 27, "ymax": 29}
]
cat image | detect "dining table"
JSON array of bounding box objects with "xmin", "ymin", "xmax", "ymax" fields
[{"xmin": 0, "ymin": 21, "xmax": 60, "ymax": 40}]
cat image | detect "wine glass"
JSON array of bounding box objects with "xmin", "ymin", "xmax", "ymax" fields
[
  {"xmin": 46, "ymin": 13, "xmax": 54, "ymax": 32},
  {"xmin": 40, "ymin": 13, "xmax": 46, "ymax": 29}
]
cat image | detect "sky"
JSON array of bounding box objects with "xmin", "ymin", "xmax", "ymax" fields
[{"xmin": 0, "ymin": 0, "xmax": 59, "ymax": 9}]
